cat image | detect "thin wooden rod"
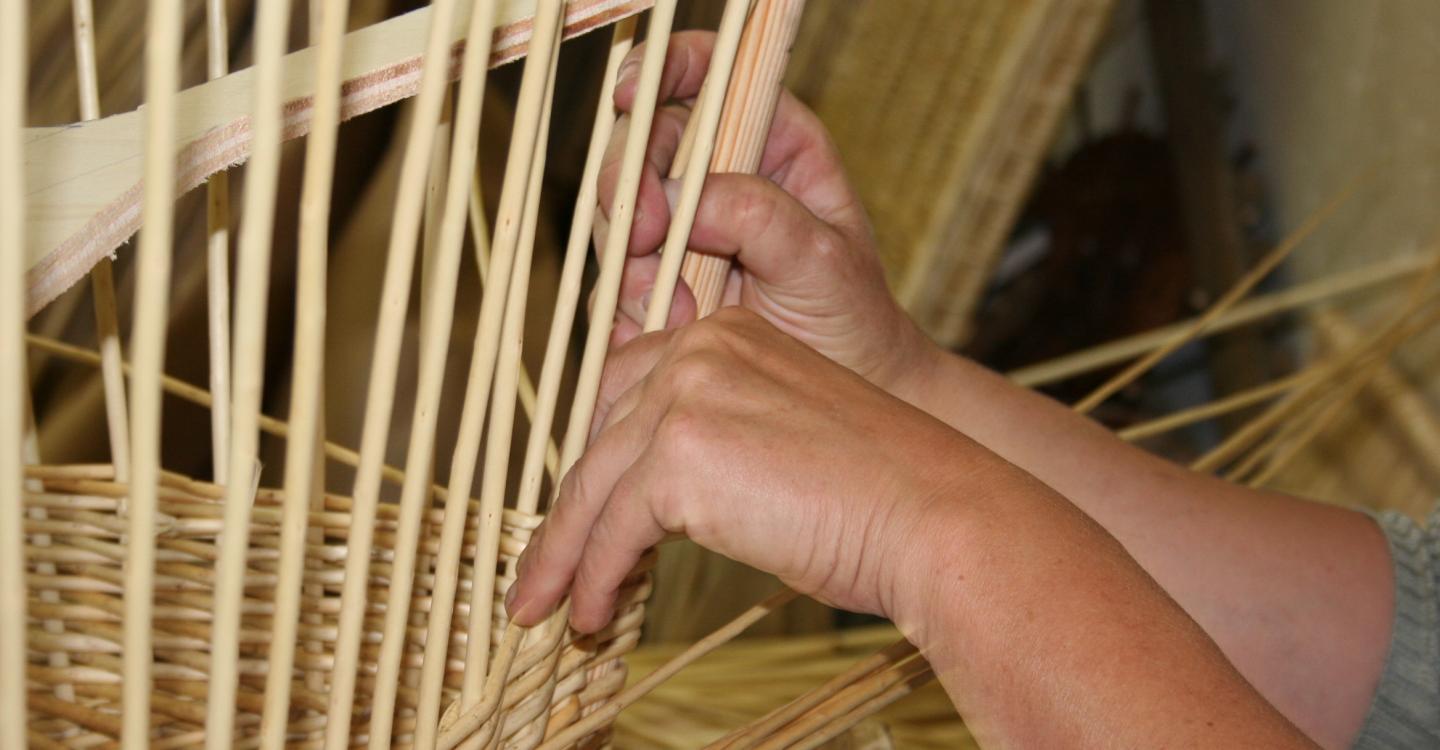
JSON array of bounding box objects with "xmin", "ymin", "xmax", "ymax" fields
[
  {"xmin": 23, "ymin": 383, "xmax": 79, "ymax": 708},
  {"xmin": 72, "ymin": 0, "xmax": 133, "ymax": 483},
  {"xmin": 677, "ymin": 0, "xmax": 808, "ymax": 315},
  {"xmin": 415, "ymin": 21, "xmax": 638, "ymax": 749},
  {"xmin": 558, "ymin": 0, "xmax": 679, "ymax": 473},
  {"xmin": 463, "ymin": 0, "xmax": 565, "ymax": 705},
  {"xmin": 0, "ymin": 0, "xmax": 29, "ymax": 745},
  {"xmin": 1115, "ymin": 366, "xmax": 1322, "ymax": 443},
  {"xmin": 1192, "ymin": 252, "xmax": 1440, "ymax": 474},
  {"xmin": 642, "ymin": 0, "xmax": 752, "ymax": 330},
  {"xmin": 1246, "ymin": 303, "xmax": 1440, "ymax": 488},
  {"xmin": 787, "ymin": 661, "xmax": 934, "ymax": 750},
  {"xmin": 504, "ymin": 63, "xmax": 631, "ymax": 513},
  {"xmin": 534, "ymin": 588, "xmax": 801, "ymax": 750},
  {"xmin": 366, "ymin": 0, "xmax": 507, "ymax": 746},
  {"xmin": 710, "ymin": 639, "xmax": 919, "ymax": 750},
  {"xmin": 257, "ymin": 0, "xmax": 350, "ymax": 745},
  {"xmin": 1073, "ymin": 176, "xmax": 1366, "ymax": 414},
  {"xmin": 323, "ymin": 0, "xmax": 465, "ymax": 744},
  {"xmin": 205, "ymin": 0, "xmax": 233, "ymax": 485},
  {"xmin": 751, "ymin": 652, "xmax": 930, "ymax": 750},
  {"xmin": 205, "ymin": 0, "xmax": 294, "ymax": 744},
  {"xmin": 124, "ymin": 0, "xmax": 185, "ymax": 744},
  {"xmin": 1007, "ymin": 253, "xmax": 1431, "ymax": 388}
]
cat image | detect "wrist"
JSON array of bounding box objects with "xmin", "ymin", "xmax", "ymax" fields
[{"xmin": 877, "ymin": 316, "xmax": 947, "ymax": 409}]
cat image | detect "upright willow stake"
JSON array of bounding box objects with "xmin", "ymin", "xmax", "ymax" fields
[
  {"xmin": 0, "ymin": 0, "xmax": 29, "ymax": 747},
  {"xmin": 205, "ymin": 0, "xmax": 233, "ymax": 485},
  {"xmin": 643, "ymin": 0, "xmax": 753, "ymax": 330},
  {"xmin": 124, "ymin": 0, "xmax": 184, "ymax": 745},
  {"xmin": 72, "ymin": 0, "xmax": 132, "ymax": 483},
  {"xmin": 323, "ymin": 0, "xmax": 463, "ymax": 745},
  {"xmin": 512, "ymin": 17, "xmax": 636, "ymax": 518},
  {"xmin": 417, "ymin": 19, "xmax": 640, "ymax": 749},
  {"xmin": 365, "ymin": 0, "xmax": 509, "ymax": 745},
  {"xmin": 461, "ymin": 0, "xmax": 565, "ymax": 706},
  {"xmin": 677, "ymin": 0, "xmax": 808, "ymax": 315},
  {"xmin": 258, "ymin": 0, "xmax": 350, "ymax": 746},
  {"xmin": 205, "ymin": 0, "xmax": 293, "ymax": 745}
]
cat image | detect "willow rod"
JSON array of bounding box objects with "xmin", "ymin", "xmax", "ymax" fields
[
  {"xmin": 466, "ymin": 2, "xmax": 564, "ymax": 708},
  {"xmin": 124, "ymin": 0, "xmax": 184, "ymax": 744},
  {"xmin": 710, "ymin": 639, "xmax": 919, "ymax": 749},
  {"xmin": 204, "ymin": 0, "xmax": 294, "ymax": 744},
  {"xmin": 534, "ymin": 588, "xmax": 801, "ymax": 750},
  {"xmin": 1192, "ymin": 251, "xmax": 1440, "ymax": 474},
  {"xmin": 365, "ymin": 0, "xmax": 509, "ymax": 744},
  {"xmin": 1008, "ymin": 252, "xmax": 1431, "ymax": 389},
  {"xmin": 678, "ymin": 0, "xmax": 808, "ymax": 314},
  {"xmin": 0, "ymin": 0, "xmax": 29, "ymax": 745},
  {"xmin": 72, "ymin": 0, "xmax": 133, "ymax": 484},
  {"xmin": 1246, "ymin": 302, "xmax": 1440, "ymax": 488},
  {"xmin": 205, "ymin": 0, "xmax": 233, "ymax": 485},
  {"xmin": 1074, "ymin": 175, "xmax": 1367, "ymax": 414},
  {"xmin": 257, "ymin": 0, "xmax": 350, "ymax": 744},
  {"xmin": 512, "ymin": 20, "xmax": 637, "ymax": 517},
  {"xmin": 323, "ymin": 0, "xmax": 464, "ymax": 744},
  {"xmin": 1115, "ymin": 366, "xmax": 1323, "ymax": 443},
  {"xmin": 643, "ymin": 0, "xmax": 753, "ymax": 330}
]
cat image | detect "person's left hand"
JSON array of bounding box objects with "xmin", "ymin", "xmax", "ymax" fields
[{"xmin": 505, "ymin": 308, "xmax": 978, "ymax": 633}]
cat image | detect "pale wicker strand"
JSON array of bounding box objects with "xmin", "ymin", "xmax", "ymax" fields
[
  {"xmin": 711, "ymin": 639, "xmax": 919, "ymax": 749},
  {"xmin": 559, "ymin": 0, "xmax": 678, "ymax": 473},
  {"xmin": 677, "ymin": 0, "xmax": 808, "ymax": 315},
  {"xmin": 468, "ymin": 7, "xmax": 565, "ymax": 708},
  {"xmin": 369, "ymin": 0, "xmax": 506, "ymax": 745},
  {"xmin": 322, "ymin": 0, "xmax": 464, "ymax": 744},
  {"xmin": 0, "ymin": 0, "xmax": 28, "ymax": 744},
  {"xmin": 204, "ymin": 0, "xmax": 295, "ymax": 744},
  {"xmin": 1193, "ymin": 253, "xmax": 1440, "ymax": 474},
  {"xmin": 205, "ymin": 0, "xmax": 233, "ymax": 485},
  {"xmin": 124, "ymin": 0, "xmax": 184, "ymax": 744},
  {"xmin": 514, "ymin": 19, "xmax": 637, "ymax": 516},
  {"xmin": 72, "ymin": 0, "xmax": 133, "ymax": 483},
  {"xmin": 1072, "ymin": 174, "xmax": 1367, "ymax": 414},
  {"xmin": 535, "ymin": 588, "xmax": 801, "ymax": 750},
  {"xmin": 643, "ymin": 0, "xmax": 753, "ymax": 331},
  {"xmin": 258, "ymin": 0, "xmax": 350, "ymax": 745}
]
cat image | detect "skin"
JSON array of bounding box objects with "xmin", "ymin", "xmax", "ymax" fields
[{"xmin": 508, "ymin": 32, "xmax": 1394, "ymax": 749}]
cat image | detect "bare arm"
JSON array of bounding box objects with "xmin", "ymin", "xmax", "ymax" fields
[{"xmin": 890, "ymin": 349, "xmax": 1393, "ymax": 748}]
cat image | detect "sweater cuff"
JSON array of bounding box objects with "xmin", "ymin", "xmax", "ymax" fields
[{"xmin": 1350, "ymin": 508, "xmax": 1440, "ymax": 749}]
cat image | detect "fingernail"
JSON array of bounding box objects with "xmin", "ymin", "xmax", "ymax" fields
[{"xmin": 662, "ymin": 178, "xmax": 681, "ymax": 215}]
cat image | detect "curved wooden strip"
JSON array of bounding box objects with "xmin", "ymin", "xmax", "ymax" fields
[{"xmin": 22, "ymin": 0, "xmax": 652, "ymax": 318}]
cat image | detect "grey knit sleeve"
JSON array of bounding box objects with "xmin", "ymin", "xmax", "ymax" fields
[{"xmin": 1350, "ymin": 507, "xmax": 1440, "ymax": 749}]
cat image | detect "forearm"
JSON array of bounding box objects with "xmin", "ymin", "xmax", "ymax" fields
[
  {"xmin": 892, "ymin": 454, "xmax": 1317, "ymax": 748},
  {"xmin": 895, "ymin": 348, "xmax": 1393, "ymax": 747}
]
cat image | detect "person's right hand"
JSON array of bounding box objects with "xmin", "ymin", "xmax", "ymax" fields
[{"xmin": 594, "ymin": 31, "xmax": 940, "ymax": 402}]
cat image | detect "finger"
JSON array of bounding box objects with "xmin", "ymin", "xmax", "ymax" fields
[
  {"xmin": 591, "ymin": 330, "xmax": 674, "ymax": 436},
  {"xmin": 684, "ymin": 173, "xmax": 850, "ymax": 289},
  {"xmin": 596, "ymin": 106, "xmax": 689, "ymax": 257},
  {"xmin": 614, "ymin": 31, "xmax": 717, "ymax": 113},
  {"xmin": 615, "ymin": 252, "xmax": 699, "ymax": 333},
  {"xmin": 508, "ymin": 412, "xmax": 653, "ymax": 626},
  {"xmin": 568, "ymin": 454, "xmax": 671, "ymax": 633}
]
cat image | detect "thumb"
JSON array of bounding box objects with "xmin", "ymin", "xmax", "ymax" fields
[{"xmin": 681, "ymin": 173, "xmax": 849, "ymax": 290}]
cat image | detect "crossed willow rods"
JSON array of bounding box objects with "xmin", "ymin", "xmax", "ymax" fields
[{"xmin": 7, "ymin": 0, "xmax": 1440, "ymax": 746}]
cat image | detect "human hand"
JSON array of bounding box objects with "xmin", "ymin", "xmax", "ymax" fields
[
  {"xmin": 594, "ymin": 31, "xmax": 938, "ymax": 399},
  {"xmin": 506, "ymin": 308, "xmax": 971, "ymax": 633}
]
